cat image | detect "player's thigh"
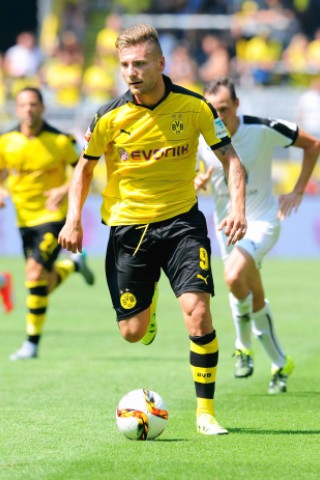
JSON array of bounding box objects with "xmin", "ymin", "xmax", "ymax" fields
[
  {"xmin": 20, "ymin": 221, "xmax": 64, "ymax": 271},
  {"xmin": 25, "ymin": 256, "xmax": 48, "ymax": 281},
  {"xmin": 163, "ymin": 208, "xmax": 214, "ymax": 298},
  {"xmin": 236, "ymin": 220, "xmax": 280, "ymax": 269},
  {"xmin": 107, "ymin": 226, "xmax": 160, "ymax": 321},
  {"xmin": 219, "ymin": 220, "xmax": 280, "ymax": 271},
  {"xmin": 224, "ymin": 246, "xmax": 256, "ymax": 281}
]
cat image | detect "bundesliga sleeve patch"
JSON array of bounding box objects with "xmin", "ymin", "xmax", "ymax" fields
[{"xmin": 213, "ymin": 118, "xmax": 228, "ymax": 138}]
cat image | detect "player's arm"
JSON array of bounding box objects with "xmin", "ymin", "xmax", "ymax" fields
[
  {"xmin": 58, "ymin": 153, "xmax": 98, "ymax": 253},
  {"xmin": 278, "ymin": 128, "xmax": 320, "ymax": 220},
  {"xmin": 214, "ymin": 142, "xmax": 247, "ymax": 245}
]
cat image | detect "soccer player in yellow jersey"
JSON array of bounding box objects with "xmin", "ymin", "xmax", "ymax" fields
[
  {"xmin": 0, "ymin": 87, "xmax": 95, "ymax": 360},
  {"xmin": 58, "ymin": 24, "xmax": 247, "ymax": 435}
]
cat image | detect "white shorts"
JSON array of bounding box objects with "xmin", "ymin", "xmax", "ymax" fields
[{"xmin": 216, "ymin": 218, "xmax": 281, "ymax": 269}]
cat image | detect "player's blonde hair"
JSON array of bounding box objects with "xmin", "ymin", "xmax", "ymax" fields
[{"xmin": 115, "ymin": 24, "xmax": 163, "ymax": 56}]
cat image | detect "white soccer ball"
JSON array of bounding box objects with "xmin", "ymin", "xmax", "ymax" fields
[{"xmin": 116, "ymin": 388, "xmax": 169, "ymax": 440}]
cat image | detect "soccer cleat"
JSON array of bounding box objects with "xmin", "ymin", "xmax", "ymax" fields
[
  {"xmin": 0, "ymin": 272, "xmax": 14, "ymax": 313},
  {"xmin": 9, "ymin": 340, "xmax": 38, "ymax": 361},
  {"xmin": 141, "ymin": 283, "xmax": 159, "ymax": 346},
  {"xmin": 268, "ymin": 356, "xmax": 295, "ymax": 394},
  {"xmin": 233, "ymin": 348, "xmax": 254, "ymax": 378},
  {"xmin": 140, "ymin": 315, "xmax": 157, "ymax": 345},
  {"xmin": 71, "ymin": 250, "xmax": 95, "ymax": 285},
  {"xmin": 197, "ymin": 414, "xmax": 228, "ymax": 435}
]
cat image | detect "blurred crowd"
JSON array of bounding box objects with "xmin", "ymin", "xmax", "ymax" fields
[
  {"xmin": 1, "ymin": 0, "xmax": 320, "ymax": 112},
  {"xmin": 0, "ymin": 0, "xmax": 319, "ymax": 193}
]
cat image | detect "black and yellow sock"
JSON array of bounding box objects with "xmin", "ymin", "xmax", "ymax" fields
[
  {"xmin": 25, "ymin": 280, "xmax": 49, "ymax": 337},
  {"xmin": 54, "ymin": 259, "xmax": 76, "ymax": 288},
  {"xmin": 190, "ymin": 331, "xmax": 219, "ymax": 417}
]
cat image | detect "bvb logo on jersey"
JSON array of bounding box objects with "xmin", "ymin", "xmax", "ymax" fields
[
  {"xmin": 171, "ymin": 114, "xmax": 184, "ymax": 135},
  {"xmin": 120, "ymin": 291, "xmax": 137, "ymax": 309}
]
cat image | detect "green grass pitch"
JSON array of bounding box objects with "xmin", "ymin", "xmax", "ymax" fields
[{"xmin": 0, "ymin": 256, "xmax": 319, "ymax": 480}]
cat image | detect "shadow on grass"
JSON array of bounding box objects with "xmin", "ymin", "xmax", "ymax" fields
[
  {"xmin": 153, "ymin": 438, "xmax": 191, "ymax": 442},
  {"xmin": 228, "ymin": 428, "xmax": 320, "ymax": 435}
]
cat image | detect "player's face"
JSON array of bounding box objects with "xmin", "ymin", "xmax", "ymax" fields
[
  {"xmin": 16, "ymin": 91, "xmax": 44, "ymax": 129},
  {"xmin": 119, "ymin": 43, "xmax": 165, "ymax": 104},
  {"xmin": 205, "ymin": 87, "xmax": 239, "ymax": 136}
]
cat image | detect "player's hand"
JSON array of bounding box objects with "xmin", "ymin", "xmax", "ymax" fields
[
  {"xmin": 194, "ymin": 166, "xmax": 214, "ymax": 192},
  {"xmin": 277, "ymin": 192, "xmax": 303, "ymax": 221},
  {"xmin": 0, "ymin": 187, "xmax": 9, "ymax": 208},
  {"xmin": 217, "ymin": 212, "xmax": 247, "ymax": 246},
  {"xmin": 44, "ymin": 186, "xmax": 68, "ymax": 211},
  {"xmin": 58, "ymin": 222, "xmax": 83, "ymax": 254}
]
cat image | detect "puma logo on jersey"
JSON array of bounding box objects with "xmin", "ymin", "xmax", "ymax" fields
[
  {"xmin": 196, "ymin": 274, "xmax": 209, "ymax": 285},
  {"xmin": 120, "ymin": 129, "xmax": 131, "ymax": 135}
]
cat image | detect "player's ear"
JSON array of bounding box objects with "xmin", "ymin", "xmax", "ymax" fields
[{"xmin": 160, "ymin": 55, "xmax": 165, "ymax": 72}]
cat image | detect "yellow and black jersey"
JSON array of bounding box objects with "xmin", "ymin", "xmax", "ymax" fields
[
  {"xmin": 83, "ymin": 75, "xmax": 231, "ymax": 225},
  {"xmin": 0, "ymin": 122, "xmax": 79, "ymax": 227}
]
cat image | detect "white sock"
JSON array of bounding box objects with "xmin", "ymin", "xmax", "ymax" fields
[
  {"xmin": 252, "ymin": 300, "xmax": 286, "ymax": 368},
  {"xmin": 229, "ymin": 292, "xmax": 253, "ymax": 351}
]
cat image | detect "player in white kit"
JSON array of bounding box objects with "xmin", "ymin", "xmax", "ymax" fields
[{"xmin": 196, "ymin": 77, "xmax": 320, "ymax": 394}]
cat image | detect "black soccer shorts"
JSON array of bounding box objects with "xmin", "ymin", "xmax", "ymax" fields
[
  {"xmin": 19, "ymin": 221, "xmax": 65, "ymax": 271},
  {"xmin": 105, "ymin": 203, "xmax": 215, "ymax": 321}
]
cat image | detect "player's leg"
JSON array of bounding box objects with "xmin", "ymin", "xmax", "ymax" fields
[
  {"xmin": 10, "ymin": 222, "xmax": 93, "ymax": 360},
  {"xmin": 251, "ymin": 300, "xmax": 295, "ymax": 394},
  {"xmin": 56, "ymin": 250, "xmax": 95, "ymax": 287},
  {"xmin": 10, "ymin": 256, "xmax": 48, "ymax": 360},
  {"xmin": 225, "ymin": 228, "xmax": 294, "ymax": 392},
  {"xmin": 167, "ymin": 205, "xmax": 227, "ymax": 434},
  {"xmin": 179, "ymin": 291, "xmax": 227, "ymax": 435},
  {"xmin": 224, "ymin": 247, "xmax": 258, "ymax": 377},
  {"xmin": 29, "ymin": 223, "xmax": 95, "ymax": 293},
  {"xmin": 239, "ymin": 224, "xmax": 294, "ymax": 392},
  {"xmin": 105, "ymin": 225, "xmax": 159, "ymax": 343}
]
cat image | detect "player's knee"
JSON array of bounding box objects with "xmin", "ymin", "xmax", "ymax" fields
[
  {"xmin": 224, "ymin": 269, "xmax": 242, "ymax": 289},
  {"xmin": 181, "ymin": 293, "xmax": 212, "ymax": 334},
  {"xmin": 26, "ymin": 259, "xmax": 46, "ymax": 282},
  {"xmin": 118, "ymin": 318, "xmax": 145, "ymax": 343}
]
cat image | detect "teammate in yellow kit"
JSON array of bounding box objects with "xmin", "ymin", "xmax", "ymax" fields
[{"xmin": 0, "ymin": 87, "xmax": 94, "ymax": 359}]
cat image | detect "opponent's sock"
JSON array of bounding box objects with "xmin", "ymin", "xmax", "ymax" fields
[
  {"xmin": 229, "ymin": 292, "xmax": 253, "ymax": 350},
  {"xmin": 190, "ymin": 331, "xmax": 219, "ymax": 417},
  {"xmin": 252, "ymin": 299, "xmax": 286, "ymax": 368},
  {"xmin": 25, "ymin": 280, "xmax": 49, "ymax": 336}
]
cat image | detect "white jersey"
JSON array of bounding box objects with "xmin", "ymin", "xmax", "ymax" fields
[
  {"xmin": 198, "ymin": 114, "xmax": 298, "ymax": 266},
  {"xmin": 198, "ymin": 114, "xmax": 298, "ymax": 225}
]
